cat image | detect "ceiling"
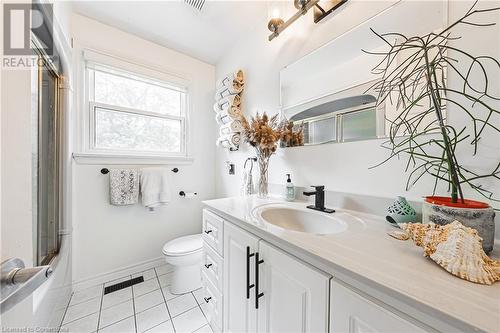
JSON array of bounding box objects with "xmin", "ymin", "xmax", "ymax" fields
[{"xmin": 72, "ymin": 1, "xmax": 269, "ymax": 65}]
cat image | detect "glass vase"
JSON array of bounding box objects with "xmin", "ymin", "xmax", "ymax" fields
[{"xmin": 258, "ymin": 154, "xmax": 270, "ymax": 198}]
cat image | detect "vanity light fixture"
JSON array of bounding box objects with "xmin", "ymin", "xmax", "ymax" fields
[
  {"xmin": 268, "ymin": 8, "xmax": 285, "ymax": 35},
  {"xmin": 267, "ymin": 0, "xmax": 348, "ymax": 41}
]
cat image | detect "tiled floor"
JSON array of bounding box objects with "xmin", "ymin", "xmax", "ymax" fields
[{"xmin": 59, "ymin": 264, "xmax": 212, "ymax": 333}]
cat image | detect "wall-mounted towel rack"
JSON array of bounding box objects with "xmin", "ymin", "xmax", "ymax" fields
[{"xmin": 100, "ymin": 167, "xmax": 179, "ymax": 174}]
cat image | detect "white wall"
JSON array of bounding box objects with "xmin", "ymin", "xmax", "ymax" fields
[
  {"xmin": 70, "ymin": 14, "xmax": 216, "ymax": 283},
  {"xmin": 214, "ymin": 0, "xmax": 500, "ymax": 237}
]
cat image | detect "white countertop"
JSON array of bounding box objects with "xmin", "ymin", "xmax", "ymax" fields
[{"xmin": 203, "ymin": 195, "xmax": 500, "ymax": 333}]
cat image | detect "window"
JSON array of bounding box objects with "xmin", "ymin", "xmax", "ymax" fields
[{"xmin": 85, "ymin": 61, "xmax": 187, "ymax": 156}]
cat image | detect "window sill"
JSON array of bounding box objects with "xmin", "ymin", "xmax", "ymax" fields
[{"xmin": 72, "ymin": 152, "xmax": 194, "ymax": 165}]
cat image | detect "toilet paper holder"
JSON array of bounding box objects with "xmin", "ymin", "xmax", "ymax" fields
[{"xmin": 179, "ymin": 191, "xmax": 197, "ymax": 197}]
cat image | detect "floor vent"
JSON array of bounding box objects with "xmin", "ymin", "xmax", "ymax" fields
[
  {"xmin": 104, "ymin": 276, "xmax": 144, "ymax": 295},
  {"xmin": 184, "ymin": 0, "xmax": 205, "ymax": 11}
]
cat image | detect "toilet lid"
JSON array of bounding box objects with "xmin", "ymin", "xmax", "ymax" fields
[{"xmin": 163, "ymin": 234, "xmax": 203, "ymax": 256}]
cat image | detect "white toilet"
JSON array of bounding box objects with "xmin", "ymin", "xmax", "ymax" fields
[{"xmin": 162, "ymin": 234, "xmax": 203, "ymax": 294}]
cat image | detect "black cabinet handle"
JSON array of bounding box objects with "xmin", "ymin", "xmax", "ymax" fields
[
  {"xmin": 246, "ymin": 246, "xmax": 255, "ymax": 299},
  {"xmin": 255, "ymin": 252, "xmax": 264, "ymax": 309},
  {"xmin": 204, "ymin": 230, "xmax": 213, "ymax": 234},
  {"xmin": 204, "ymin": 297, "xmax": 212, "ymax": 303},
  {"xmin": 204, "ymin": 263, "xmax": 212, "ymax": 269}
]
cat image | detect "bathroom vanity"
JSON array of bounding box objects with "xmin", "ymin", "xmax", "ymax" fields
[{"xmin": 201, "ymin": 196, "xmax": 500, "ymax": 333}]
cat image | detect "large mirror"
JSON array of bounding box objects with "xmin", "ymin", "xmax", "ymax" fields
[{"xmin": 280, "ymin": 0, "xmax": 448, "ymax": 146}]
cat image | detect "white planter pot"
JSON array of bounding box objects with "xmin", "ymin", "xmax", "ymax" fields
[{"xmin": 422, "ymin": 197, "xmax": 495, "ymax": 253}]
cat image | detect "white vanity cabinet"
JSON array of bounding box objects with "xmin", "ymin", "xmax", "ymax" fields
[
  {"xmin": 201, "ymin": 209, "xmax": 226, "ymax": 332},
  {"xmin": 223, "ymin": 220, "xmax": 331, "ymax": 333},
  {"xmin": 203, "ymin": 208, "xmax": 439, "ymax": 333},
  {"xmin": 330, "ymin": 280, "xmax": 426, "ymax": 333}
]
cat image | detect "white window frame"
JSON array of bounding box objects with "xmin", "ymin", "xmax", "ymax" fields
[{"xmin": 74, "ymin": 49, "xmax": 193, "ymax": 164}]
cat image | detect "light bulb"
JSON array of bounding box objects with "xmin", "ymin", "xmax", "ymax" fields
[{"xmin": 271, "ymin": 8, "xmax": 281, "ymax": 19}]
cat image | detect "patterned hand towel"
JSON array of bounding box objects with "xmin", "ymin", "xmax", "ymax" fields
[{"xmin": 109, "ymin": 169, "xmax": 139, "ymax": 205}]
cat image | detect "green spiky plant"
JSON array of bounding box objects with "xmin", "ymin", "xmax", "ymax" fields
[{"xmin": 365, "ymin": 1, "xmax": 500, "ymax": 205}]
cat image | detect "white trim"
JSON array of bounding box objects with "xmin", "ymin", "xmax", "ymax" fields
[
  {"xmin": 71, "ymin": 257, "xmax": 165, "ymax": 292},
  {"xmin": 83, "ymin": 49, "xmax": 189, "ymax": 88},
  {"xmin": 72, "ymin": 152, "xmax": 194, "ymax": 165}
]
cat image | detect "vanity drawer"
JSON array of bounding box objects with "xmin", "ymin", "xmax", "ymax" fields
[
  {"xmin": 202, "ymin": 209, "xmax": 224, "ymax": 255},
  {"xmin": 203, "ymin": 243, "xmax": 223, "ymax": 292},
  {"xmin": 201, "ymin": 272, "xmax": 223, "ymax": 332}
]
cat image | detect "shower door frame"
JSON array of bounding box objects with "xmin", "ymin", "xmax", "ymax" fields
[{"xmin": 32, "ymin": 35, "xmax": 63, "ymax": 266}]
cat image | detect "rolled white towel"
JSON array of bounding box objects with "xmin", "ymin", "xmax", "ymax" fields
[
  {"xmin": 214, "ymin": 96, "xmax": 241, "ymax": 113},
  {"xmin": 217, "ymin": 80, "xmax": 244, "ymax": 93},
  {"xmin": 216, "ymin": 137, "xmax": 232, "ymax": 149},
  {"xmin": 215, "ymin": 84, "xmax": 243, "ymax": 100},
  {"xmin": 215, "ymin": 93, "xmax": 241, "ymax": 108},
  {"xmin": 216, "ymin": 133, "xmax": 241, "ymax": 149},
  {"xmin": 217, "ymin": 70, "xmax": 244, "ymax": 89},
  {"xmin": 227, "ymin": 105, "xmax": 241, "ymax": 117},
  {"xmin": 215, "ymin": 112, "xmax": 229, "ymax": 125},
  {"xmin": 220, "ymin": 120, "xmax": 243, "ymax": 135},
  {"xmin": 216, "ymin": 107, "xmax": 242, "ymax": 125},
  {"xmin": 213, "ymin": 101, "xmax": 222, "ymax": 113},
  {"xmin": 222, "ymin": 69, "xmax": 244, "ymax": 85}
]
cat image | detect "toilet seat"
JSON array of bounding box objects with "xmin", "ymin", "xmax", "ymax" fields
[{"xmin": 162, "ymin": 234, "xmax": 203, "ymax": 257}]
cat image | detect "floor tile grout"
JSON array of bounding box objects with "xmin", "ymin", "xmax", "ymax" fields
[
  {"xmin": 96, "ymin": 283, "xmax": 104, "ymax": 332},
  {"xmin": 142, "ymin": 319, "xmax": 172, "ymax": 333},
  {"xmin": 62, "ymin": 310, "xmax": 100, "ymax": 326},
  {"xmin": 130, "ymin": 274, "xmax": 138, "ymax": 333},
  {"xmin": 98, "ymin": 313, "xmax": 134, "ymax": 331},
  {"xmin": 57, "ymin": 292, "xmax": 74, "ymax": 333},
  {"xmin": 67, "ymin": 294, "xmax": 101, "ymax": 308},
  {"xmin": 134, "ymin": 300, "xmax": 164, "ymax": 316},
  {"xmin": 170, "ymin": 303, "xmax": 199, "ymax": 319},
  {"xmin": 155, "ymin": 267, "xmax": 177, "ymax": 333}
]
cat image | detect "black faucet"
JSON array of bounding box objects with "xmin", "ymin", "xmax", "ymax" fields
[{"xmin": 303, "ymin": 186, "xmax": 335, "ymax": 213}]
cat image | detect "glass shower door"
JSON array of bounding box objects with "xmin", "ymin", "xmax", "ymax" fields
[{"xmin": 32, "ymin": 51, "xmax": 60, "ymax": 266}]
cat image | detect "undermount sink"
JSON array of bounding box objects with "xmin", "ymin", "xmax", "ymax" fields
[{"xmin": 252, "ymin": 203, "xmax": 364, "ymax": 235}]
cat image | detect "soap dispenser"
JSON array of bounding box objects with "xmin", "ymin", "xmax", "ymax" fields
[{"xmin": 285, "ymin": 174, "xmax": 295, "ymax": 201}]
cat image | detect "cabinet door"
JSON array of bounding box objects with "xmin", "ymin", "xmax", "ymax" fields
[
  {"xmin": 223, "ymin": 222, "xmax": 259, "ymax": 333},
  {"xmin": 257, "ymin": 241, "xmax": 331, "ymax": 333},
  {"xmin": 330, "ymin": 280, "xmax": 426, "ymax": 333}
]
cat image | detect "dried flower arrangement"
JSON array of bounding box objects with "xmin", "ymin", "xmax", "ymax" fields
[
  {"xmin": 240, "ymin": 112, "xmax": 303, "ymax": 197},
  {"xmin": 241, "ymin": 112, "xmax": 282, "ymax": 158},
  {"xmin": 281, "ymin": 120, "xmax": 304, "ymax": 147}
]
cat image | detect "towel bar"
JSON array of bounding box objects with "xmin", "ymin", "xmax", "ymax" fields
[{"xmin": 101, "ymin": 167, "xmax": 179, "ymax": 174}]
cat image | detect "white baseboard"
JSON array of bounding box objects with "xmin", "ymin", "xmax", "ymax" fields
[{"xmin": 72, "ymin": 256, "xmax": 165, "ymax": 292}]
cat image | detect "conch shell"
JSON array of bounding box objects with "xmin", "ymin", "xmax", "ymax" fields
[{"xmin": 390, "ymin": 221, "xmax": 500, "ymax": 285}]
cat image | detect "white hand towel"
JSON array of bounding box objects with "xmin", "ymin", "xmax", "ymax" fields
[
  {"xmin": 140, "ymin": 167, "xmax": 171, "ymax": 210},
  {"xmin": 109, "ymin": 169, "xmax": 139, "ymax": 205}
]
